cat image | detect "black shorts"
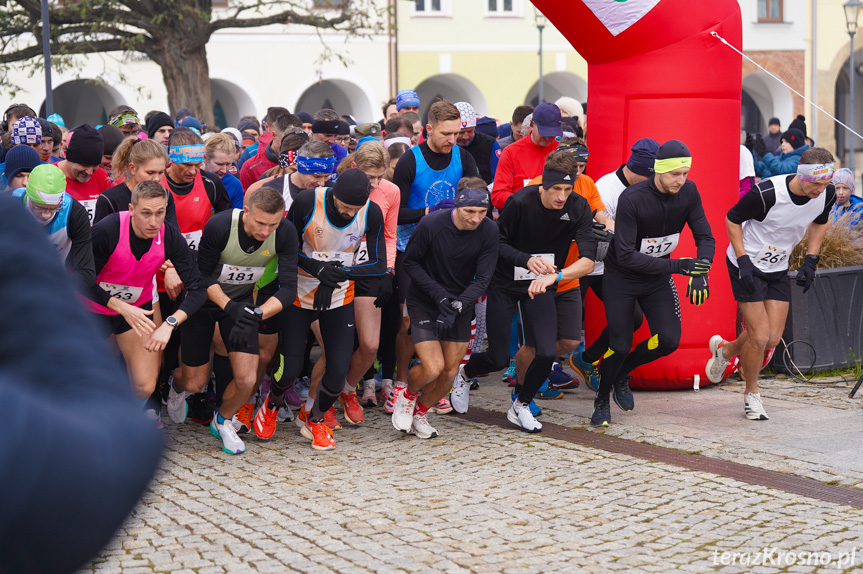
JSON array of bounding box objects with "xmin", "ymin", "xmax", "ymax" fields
[
  {"xmin": 407, "ymin": 298, "xmax": 472, "ymax": 343},
  {"xmin": 354, "ymin": 277, "xmax": 380, "ymax": 299},
  {"xmin": 396, "ymin": 249, "xmax": 411, "ymax": 304},
  {"xmin": 181, "ymin": 302, "xmax": 259, "ymax": 367},
  {"xmin": 726, "ymin": 255, "xmax": 790, "ymax": 303},
  {"xmin": 255, "ymin": 281, "xmax": 280, "ymax": 335},
  {"xmin": 96, "ymin": 300, "xmax": 153, "ymax": 336},
  {"xmin": 553, "ymin": 287, "xmax": 582, "ymax": 342}
]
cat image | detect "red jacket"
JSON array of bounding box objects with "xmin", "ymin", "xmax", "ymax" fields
[
  {"xmin": 239, "ymin": 132, "xmax": 276, "ymax": 191},
  {"xmin": 490, "ymin": 134, "xmax": 558, "ymax": 210}
]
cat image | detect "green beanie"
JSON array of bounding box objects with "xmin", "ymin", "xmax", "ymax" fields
[{"xmin": 25, "ymin": 164, "xmax": 66, "ymax": 205}]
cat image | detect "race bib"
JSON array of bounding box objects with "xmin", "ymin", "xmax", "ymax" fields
[
  {"xmin": 81, "ymin": 199, "xmax": 97, "ymax": 227},
  {"xmin": 312, "ymin": 251, "xmax": 352, "ymax": 266},
  {"xmin": 218, "ymin": 265, "xmax": 266, "ymax": 285},
  {"xmin": 353, "ymin": 241, "xmax": 369, "ymax": 265},
  {"xmin": 514, "ymin": 253, "xmax": 555, "ymax": 281},
  {"xmin": 100, "ymin": 282, "xmax": 143, "ymax": 303},
  {"xmin": 182, "ymin": 230, "xmax": 203, "ymax": 251},
  {"xmin": 754, "ymin": 244, "xmax": 789, "ymax": 270},
  {"xmin": 639, "ymin": 233, "xmax": 680, "ymax": 258}
]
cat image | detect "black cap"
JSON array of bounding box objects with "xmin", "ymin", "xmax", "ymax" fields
[
  {"xmin": 332, "ymin": 168, "xmax": 371, "ymax": 206},
  {"xmin": 781, "ymin": 128, "xmax": 806, "ymax": 150},
  {"xmin": 65, "ymin": 124, "xmax": 104, "ymax": 166},
  {"xmin": 98, "ymin": 125, "xmax": 125, "ymax": 156},
  {"xmin": 656, "ymin": 139, "xmax": 691, "ymax": 160},
  {"xmin": 146, "ymin": 112, "xmax": 174, "ymax": 139},
  {"xmin": 768, "ymin": 117, "xmax": 781, "ymax": 127}
]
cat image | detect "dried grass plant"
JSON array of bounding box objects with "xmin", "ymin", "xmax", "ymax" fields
[{"xmin": 789, "ymin": 210, "xmax": 863, "ymax": 270}]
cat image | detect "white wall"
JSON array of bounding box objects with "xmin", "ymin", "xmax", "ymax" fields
[{"xmin": 738, "ymin": 0, "xmax": 807, "ymax": 51}]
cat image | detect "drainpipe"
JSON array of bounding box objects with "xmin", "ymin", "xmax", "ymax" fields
[{"xmin": 811, "ymin": 0, "xmax": 817, "ymax": 144}]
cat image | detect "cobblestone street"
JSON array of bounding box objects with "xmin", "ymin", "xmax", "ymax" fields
[{"xmin": 85, "ymin": 372, "xmax": 863, "ymax": 573}]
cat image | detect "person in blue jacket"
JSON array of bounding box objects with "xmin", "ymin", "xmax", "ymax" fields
[
  {"xmin": 830, "ymin": 167, "xmax": 863, "ymax": 225},
  {"xmin": 755, "ymin": 128, "xmax": 809, "ymax": 178}
]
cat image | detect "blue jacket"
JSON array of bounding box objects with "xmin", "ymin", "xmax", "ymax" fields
[
  {"xmin": 831, "ymin": 193, "xmax": 863, "ymax": 226},
  {"xmin": 754, "ymin": 144, "xmax": 809, "ymax": 178},
  {"xmin": 221, "ymin": 173, "xmax": 245, "ymax": 209}
]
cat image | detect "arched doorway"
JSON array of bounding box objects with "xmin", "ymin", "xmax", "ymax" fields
[
  {"xmin": 741, "ymin": 72, "xmax": 793, "ymax": 135},
  {"xmin": 413, "ymin": 74, "xmax": 488, "ymax": 120},
  {"xmin": 39, "ymin": 79, "xmax": 123, "ymax": 128},
  {"xmin": 294, "ymin": 79, "xmax": 375, "ymax": 122},
  {"xmin": 210, "ymin": 79, "xmax": 257, "ymax": 130},
  {"xmin": 524, "ymin": 71, "xmax": 587, "ymax": 108}
]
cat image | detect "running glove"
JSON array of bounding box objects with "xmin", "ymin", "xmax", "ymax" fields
[
  {"xmin": 433, "ymin": 311, "xmax": 457, "ymax": 339},
  {"xmin": 429, "ymin": 198, "xmax": 455, "ymax": 213},
  {"xmin": 593, "ymin": 222, "xmax": 613, "ymax": 262},
  {"xmin": 437, "ymin": 296, "xmax": 459, "ymax": 318},
  {"xmin": 314, "ymin": 262, "xmax": 350, "ymax": 288},
  {"xmin": 736, "ymin": 254, "xmax": 765, "ymax": 292},
  {"xmin": 592, "ymin": 222, "xmax": 609, "ymax": 242},
  {"xmin": 686, "ymin": 275, "xmax": 709, "ymax": 306},
  {"xmin": 678, "ymin": 257, "xmax": 711, "ymax": 276},
  {"xmin": 228, "ymin": 306, "xmax": 261, "ymax": 347},
  {"xmin": 374, "ymin": 272, "xmax": 395, "ymax": 308},
  {"xmin": 224, "ymin": 300, "xmax": 246, "ymax": 324},
  {"xmin": 313, "ymin": 283, "xmax": 336, "ymax": 312},
  {"xmin": 796, "ymin": 254, "xmax": 820, "ymax": 293}
]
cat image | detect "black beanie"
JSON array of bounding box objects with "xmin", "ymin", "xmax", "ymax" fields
[
  {"xmin": 332, "ymin": 168, "xmax": 371, "ymax": 206},
  {"xmin": 781, "ymin": 128, "xmax": 806, "ymax": 150},
  {"xmin": 65, "ymin": 124, "xmax": 104, "ymax": 166},
  {"xmin": 147, "ymin": 112, "xmax": 174, "ymax": 140},
  {"xmin": 788, "ymin": 114, "xmax": 807, "ymax": 138},
  {"xmin": 98, "ymin": 125, "xmax": 125, "ymax": 156},
  {"xmin": 655, "ymin": 139, "xmax": 691, "ymax": 160}
]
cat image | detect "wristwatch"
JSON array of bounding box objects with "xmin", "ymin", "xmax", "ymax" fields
[
  {"xmin": 450, "ymin": 299, "xmax": 463, "ymax": 314},
  {"xmin": 165, "ymin": 315, "xmax": 179, "ymax": 329},
  {"xmin": 253, "ymin": 307, "xmax": 264, "ymax": 320}
]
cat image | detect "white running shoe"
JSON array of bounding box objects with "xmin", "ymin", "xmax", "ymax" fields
[
  {"xmin": 380, "ymin": 378, "xmax": 394, "ymax": 403},
  {"xmin": 166, "ymin": 380, "xmax": 188, "ymax": 424},
  {"xmin": 361, "ymin": 378, "xmax": 377, "ymax": 407},
  {"xmin": 411, "ymin": 413, "xmax": 438, "ymax": 439},
  {"xmin": 209, "ymin": 415, "xmax": 246, "ymax": 454},
  {"xmin": 383, "ymin": 381, "xmax": 404, "ymax": 414},
  {"xmin": 295, "ymin": 376, "xmax": 311, "ymax": 401},
  {"xmin": 449, "ymin": 365, "xmax": 470, "ymax": 414},
  {"xmin": 278, "ymin": 398, "xmax": 294, "ymax": 422},
  {"xmin": 391, "ymin": 387, "xmax": 415, "ymax": 432},
  {"xmin": 507, "ymin": 399, "xmax": 542, "ymax": 433},
  {"xmin": 145, "ymin": 408, "xmax": 163, "ymax": 429},
  {"xmin": 706, "ymin": 335, "xmax": 730, "ymax": 383},
  {"xmin": 744, "ymin": 392, "xmax": 769, "ymax": 420}
]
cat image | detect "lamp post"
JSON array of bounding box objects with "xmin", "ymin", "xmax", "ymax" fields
[
  {"xmin": 535, "ymin": 9, "xmax": 547, "ymax": 104},
  {"xmin": 845, "ymin": 0, "xmax": 861, "ymax": 176},
  {"xmin": 41, "ymin": 0, "xmax": 53, "ymax": 116}
]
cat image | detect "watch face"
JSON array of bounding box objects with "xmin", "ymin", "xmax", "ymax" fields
[{"xmin": 166, "ymin": 316, "xmax": 178, "ymax": 326}]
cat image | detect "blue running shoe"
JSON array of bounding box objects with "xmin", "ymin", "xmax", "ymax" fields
[
  {"xmin": 502, "ymin": 358, "xmax": 517, "ymax": 386},
  {"xmin": 511, "ymin": 388, "xmax": 542, "ymax": 416},
  {"xmin": 569, "ymin": 344, "xmax": 600, "ymax": 392},
  {"xmin": 548, "ymin": 362, "xmax": 580, "ymax": 390},
  {"xmin": 535, "ymin": 378, "xmax": 564, "ymax": 400}
]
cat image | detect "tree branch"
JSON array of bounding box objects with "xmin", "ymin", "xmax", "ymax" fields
[
  {"xmin": 0, "ymin": 38, "xmax": 128, "ymax": 64},
  {"xmin": 208, "ymin": 1, "xmax": 353, "ymax": 34}
]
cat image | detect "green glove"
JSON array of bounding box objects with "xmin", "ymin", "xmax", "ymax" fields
[{"xmin": 687, "ymin": 275, "xmax": 709, "ymax": 306}]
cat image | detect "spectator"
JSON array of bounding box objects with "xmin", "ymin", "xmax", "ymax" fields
[
  {"xmin": 754, "ymin": 128, "xmax": 808, "ymax": 178},
  {"xmin": 830, "ymin": 167, "xmax": 863, "ymax": 223},
  {"xmin": 763, "ymin": 117, "xmax": 782, "ymax": 155}
]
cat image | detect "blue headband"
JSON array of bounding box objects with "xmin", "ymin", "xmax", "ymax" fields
[
  {"xmin": 297, "ymin": 155, "xmax": 336, "ymax": 175},
  {"xmin": 168, "ymin": 144, "xmax": 205, "ymax": 164}
]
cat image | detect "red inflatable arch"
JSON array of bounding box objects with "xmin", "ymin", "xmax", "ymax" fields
[{"xmin": 530, "ymin": 0, "xmax": 743, "ymax": 389}]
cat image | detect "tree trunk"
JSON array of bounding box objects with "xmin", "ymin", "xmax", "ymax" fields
[{"xmin": 150, "ymin": 42, "xmax": 215, "ymax": 129}]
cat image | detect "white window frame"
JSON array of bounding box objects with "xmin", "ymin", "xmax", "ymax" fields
[
  {"xmin": 484, "ymin": 0, "xmax": 523, "ymax": 19},
  {"xmin": 411, "ymin": 0, "xmax": 452, "ymax": 18}
]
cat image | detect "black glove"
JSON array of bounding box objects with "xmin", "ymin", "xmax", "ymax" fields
[
  {"xmin": 752, "ymin": 134, "xmax": 767, "ymax": 159},
  {"xmin": 437, "ymin": 295, "xmax": 459, "ymax": 317},
  {"xmin": 743, "ymin": 131, "xmax": 755, "ymax": 152},
  {"xmin": 313, "ymin": 282, "xmax": 336, "ymax": 312},
  {"xmin": 736, "ymin": 254, "xmax": 765, "ymax": 292},
  {"xmin": 228, "ymin": 306, "xmax": 261, "ymax": 347},
  {"xmin": 429, "ymin": 198, "xmax": 455, "ymax": 213},
  {"xmin": 224, "ymin": 300, "xmax": 246, "ymax": 324},
  {"xmin": 313, "ymin": 262, "xmax": 350, "ymax": 288},
  {"xmin": 374, "ymin": 272, "xmax": 395, "ymax": 308},
  {"xmin": 433, "ymin": 311, "xmax": 458, "ymax": 339},
  {"xmin": 678, "ymin": 258, "xmax": 711, "ymax": 276},
  {"xmin": 592, "ymin": 222, "xmax": 609, "ymax": 242},
  {"xmin": 686, "ymin": 275, "xmax": 709, "ymax": 306},
  {"xmin": 796, "ymin": 254, "xmax": 820, "ymax": 293}
]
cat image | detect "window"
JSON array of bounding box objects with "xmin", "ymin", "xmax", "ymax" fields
[
  {"xmin": 415, "ymin": 0, "xmax": 441, "ymax": 12},
  {"xmin": 413, "ymin": 0, "xmax": 451, "ymax": 16},
  {"xmin": 757, "ymin": 0, "xmax": 783, "ymax": 22},
  {"xmin": 485, "ymin": 0, "xmax": 522, "ymax": 17}
]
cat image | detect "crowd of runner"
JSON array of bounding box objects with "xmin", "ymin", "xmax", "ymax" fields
[{"xmin": 1, "ymin": 91, "xmax": 838, "ymax": 453}]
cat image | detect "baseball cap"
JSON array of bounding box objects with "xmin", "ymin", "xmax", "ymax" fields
[
  {"xmin": 532, "ymin": 102, "xmax": 563, "ymax": 138},
  {"xmin": 353, "ymin": 123, "xmax": 381, "ymax": 139}
]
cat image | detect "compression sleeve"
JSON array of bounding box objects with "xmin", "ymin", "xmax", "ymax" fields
[
  {"xmin": 196, "ymin": 214, "xmax": 231, "ymax": 287},
  {"xmin": 68, "ymin": 200, "xmax": 96, "ymax": 292},
  {"xmin": 270, "ymin": 220, "xmax": 299, "ymax": 307}
]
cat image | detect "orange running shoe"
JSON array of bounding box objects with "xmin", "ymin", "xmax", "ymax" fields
[
  {"xmin": 301, "ymin": 418, "xmax": 335, "ymax": 451},
  {"xmin": 236, "ymin": 403, "xmax": 254, "ymax": 434},
  {"xmin": 325, "ymin": 406, "xmax": 342, "ymax": 431},
  {"xmin": 253, "ymin": 395, "xmax": 279, "ymax": 440},
  {"xmin": 339, "ymin": 392, "xmax": 364, "ymax": 424},
  {"xmin": 294, "ymin": 404, "xmax": 309, "ymax": 428}
]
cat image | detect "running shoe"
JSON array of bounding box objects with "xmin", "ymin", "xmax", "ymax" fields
[
  {"xmin": 706, "ymin": 335, "xmax": 730, "ymax": 384},
  {"xmin": 325, "ymin": 406, "xmax": 342, "ymax": 431},
  {"xmin": 502, "ymin": 358, "xmax": 517, "ymax": 386},
  {"xmin": 301, "ymin": 418, "xmax": 335, "ymax": 451},
  {"xmin": 535, "ymin": 379, "xmax": 564, "ymax": 400},
  {"xmin": 339, "ymin": 392, "xmax": 364, "ymax": 424},
  {"xmin": 144, "ymin": 408, "xmax": 163, "ymax": 429},
  {"xmin": 260, "ymin": 374, "xmax": 272, "ymax": 397},
  {"xmin": 744, "ymin": 392, "xmax": 769, "ymax": 420},
  {"xmin": 235, "ymin": 403, "xmax": 254, "ymax": 434},
  {"xmin": 166, "ymin": 379, "xmax": 189, "ymax": 424},
  {"xmin": 449, "ymin": 364, "xmax": 471, "ymax": 414},
  {"xmin": 612, "ymin": 375, "xmax": 635, "ymax": 412},
  {"xmin": 380, "ymin": 379, "xmax": 394, "ymax": 405},
  {"xmin": 590, "ymin": 394, "xmax": 611, "ymax": 428},
  {"xmin": 210, "ymin": 415, "xmax": 246, "ymax": 454},
  {"xmin": 384, "ymin": 382, "xmax": 405, "ymax": 414},
  {"xmin": 411, "ymin": 413, "xmax": 439, "ymax": 439},
  {"xmin": 430, "ymin": 396, "xmax": 453, "ymax": 415},
  {"xmin": 294, "ymin": 404, "xmax": 309, "ymax": 428},
  {"xmin": 469, "ymin": 378, "xmax": 480, "ymax": 391},
  {"xmin": 511, "ymin": 388, "xmax": 542, "ymax": 417},
  {"xmin": 567, "ymin": 346, "xmax": 600, "ymax": 391},
  {"xmin": 295, "ymin": 376, "xmax": 311, "ymax": 401},
  {"xmin": 283, "ymin": 384, "xmax": 303, "ymax": 410},
  {"xmin": 278, "ymin": 397, "xmax": 294, "ymax": 422},
  {"xmin": 507, "ymin": 399, "xmax": 542, "ymax": 433},
  {"xmin": 254, "ymin": 396, "xmax": 279, "ymax": 440},
  {"xmin": 548, "ymin": 362, "xmax": 577, "ymax": 389},
  {"xmin": 361, "ymin": 378, "xmax": 377, "ymax": 407},
  {"xmin": 392, "ymin": 388, "xmax": 416, "ymax": 432}
]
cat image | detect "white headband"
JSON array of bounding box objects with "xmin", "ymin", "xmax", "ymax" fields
[{"xmin": 384, "ymin": 136, "xmax": 411, "ymax": 149}]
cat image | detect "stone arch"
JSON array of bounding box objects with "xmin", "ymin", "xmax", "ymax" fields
[
  {"xmin": 39, "ymin": 79, "xmax": 124, "ymax": 127},
  {"xmin": 741, "ymin": 72, "xmax": 794, "ymax": 135},
  {"xmin": 413, "ymin": 74, "xmax": 489, "ymax": 120},
  {"xmin": 293, "ymin": 78, "xmax": 376, "ymax": 122},
  {"xmin": 209, "ymin": 77, "xmax": 258, "ymax": 130},
  {"xmin": 524, "ymin": 71, "xmax": 588, "ymax": 109}
]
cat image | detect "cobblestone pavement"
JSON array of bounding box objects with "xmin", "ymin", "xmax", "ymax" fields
[{"xmin": 85, "ymin": 370, "xmax": 863, "ymax": 573}]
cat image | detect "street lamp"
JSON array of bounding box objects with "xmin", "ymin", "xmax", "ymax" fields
[
  {"xmin": 535, "ymin": 8, "xmax": 547, "ymax": 104},
  {"xmin": 845, "ymin": 0, "xmax": 861, "ymax": 176},
  {"xmin": 41, "ymin": 0, "xmax": 53, "ymax": 116}
]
